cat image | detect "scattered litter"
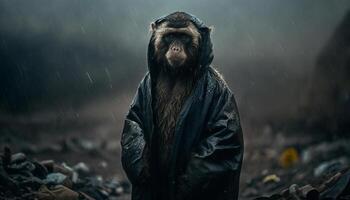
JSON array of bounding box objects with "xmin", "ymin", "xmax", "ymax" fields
[
  {"xmin": 253, "ymin": 168, "xmax": 350, "ymax": 199},
  {"xmin": 278, "ymin": 147, "xmax": 299, "ymax": 168},
  {"xmin": 263, "ymin": 174, "xmax": 281, "ymax": 184},
  {"xmin": 243, "ymin": 134, "xmax": 350, "ymax": 200},
  {"xmin": 0, "ymin": 147, "xmax": 130, "ymax": 200},
  {"xmin": 313, "ymin": 158, "xmax": 347, "ymax": 177}
]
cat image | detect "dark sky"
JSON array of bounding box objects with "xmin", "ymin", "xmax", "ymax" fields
[
  {"xmin": 0, "ymin": 0, "xmax": 349, "ymax": 116},
  {"xmin": 2, "ymin": 1, "xmax": 349, "ymax": 68}
]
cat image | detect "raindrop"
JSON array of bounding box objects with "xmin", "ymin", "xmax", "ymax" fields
[
  {"xmin": 86, "ymin": 72, "xmax": 93, "ymax": 84},
  {"xmin": 80, "ymin": 25, "xmax": 86, "ymax": 34},
  {"xmin": 105, "ymin": 68, "xmax": 112, "ymax": 88}
]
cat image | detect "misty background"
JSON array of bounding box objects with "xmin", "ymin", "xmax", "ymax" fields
[{"xmin": 1, "ymin": 0, "xmax": 349, "ymax": 120}]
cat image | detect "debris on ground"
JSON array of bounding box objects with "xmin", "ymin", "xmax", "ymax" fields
[
  {"xmin": 263, "ymin": 174, "xmax": 281, "ymax": 184},
  {"xmin": 242, "ymin": 129, "xmax": 350, "ymax": 200},
  {"xmin": 0, "ymin": 147, "xmax": 130, "ymax": 200},
  {"xmin": 253, "ymin": 168, "xmax": 350, "ymax": 200},
  {"xmin": 278, "ymin": 147, "xmax": 299, "ymax": 168}
]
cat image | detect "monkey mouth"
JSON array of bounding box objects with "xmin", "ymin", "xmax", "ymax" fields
[
  {"xmin": 166, "ymin": 52, "xmax": 187, "ymax": 68},
  {"xmin": 167, "ymin": 57, "xmax": 186, "ymax": 68}
]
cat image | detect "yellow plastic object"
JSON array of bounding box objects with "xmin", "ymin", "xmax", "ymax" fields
[
  {"xmin": 279, "ymin": 147, "xmax": 299, "ymax": 168},
  {"xmin": 263, "ymin": 174, "xmax": 281, "ymax": 183}
]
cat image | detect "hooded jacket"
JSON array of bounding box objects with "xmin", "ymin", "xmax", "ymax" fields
[{"xmin": 121, "ymin": 12, "xmax": 244, "ymax": 200}]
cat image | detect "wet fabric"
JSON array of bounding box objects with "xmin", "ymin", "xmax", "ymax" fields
[{"xmin": 121, "ymin": 12, "xmax": 244, "ymax": 200}]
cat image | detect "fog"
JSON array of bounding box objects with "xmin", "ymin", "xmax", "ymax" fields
[{"xmin": 1, "ymin": 0, "xmax": 349, "ymax": 121}]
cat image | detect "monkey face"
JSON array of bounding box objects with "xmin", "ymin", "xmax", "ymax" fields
[
  {"xmin": 151, "ymin": 22, "xmax": 201, "ymax": 72},
  {"xmin": 164, "ymin": 33, "xmax": 190, "ymax": 68}
]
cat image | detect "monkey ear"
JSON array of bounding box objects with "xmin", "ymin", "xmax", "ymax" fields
[
  {"xmin": 150, "ymin": 22, "xmax": 157, "ymax": 32},
  {"xmin": 208, "ymin": 26, "xmax": 214, "ymax": 33}
]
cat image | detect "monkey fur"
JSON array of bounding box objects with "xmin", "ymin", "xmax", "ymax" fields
[{"xmin": 150, "ymin": 12, "xmax": 202, "ymax": 171}]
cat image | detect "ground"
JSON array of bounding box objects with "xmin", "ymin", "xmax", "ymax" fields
[{"xmin": 0, "ymin": 95, "xmax": 348, "ymax": 199}]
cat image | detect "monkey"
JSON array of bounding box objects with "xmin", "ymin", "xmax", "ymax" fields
[
  {"xmin": 121, "ymin": 12, "xmax": 244, "ymax": 200},
  {"xmin": 149, "ymin": 13, "xmax": 203, "ymax": 176}
]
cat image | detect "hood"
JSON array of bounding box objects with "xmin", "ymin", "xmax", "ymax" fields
[{"xmin": 147, "ymin": 12, "xmax": 214, "ymax": 80}]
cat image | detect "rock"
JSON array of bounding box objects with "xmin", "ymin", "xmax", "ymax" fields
[
  {"xmin": 73, "ymin": 162, "xmax": 90, "ymax": 176},
  {"xmin": 10, "ymin": 153, "xmax": 26, "ymax": 163},
  {"xmin": 44, "ymin": 173, "xmax": 68, "ymax": 185}
]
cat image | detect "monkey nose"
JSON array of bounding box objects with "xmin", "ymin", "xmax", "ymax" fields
[{"xmin": 171, "ymin": 46, "xmax": 181, "ymax": 52}]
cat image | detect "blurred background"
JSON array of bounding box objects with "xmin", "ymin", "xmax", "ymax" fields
[{"xmin": 1, "ymin": 0, "xmax": 350, "ymax": 199}]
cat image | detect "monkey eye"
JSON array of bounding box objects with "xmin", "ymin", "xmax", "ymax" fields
[
  {"xmin": 163, "ymin": 34, "xmax": 174, "ymax": 43},
  {"xmin": 163, "ymin": 33, "xmax": 191, "ymax": 44},
  {"xmin": 181, "ymin": 35, "xmax": 192, "ymax": 44}
]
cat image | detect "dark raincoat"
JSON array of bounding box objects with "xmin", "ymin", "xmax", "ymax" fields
[{"xmin": 121, "ymin": 12, "xmax": 244, "ymax": 200}]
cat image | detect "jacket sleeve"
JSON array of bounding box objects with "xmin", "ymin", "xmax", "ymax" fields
[
  {"xmin": 177, "ymin": 86, "xmax": 244, "ymax": 199},
  {"xmin": 121, "ymin": 77, "xmax": 150, "ymax": 185}
]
